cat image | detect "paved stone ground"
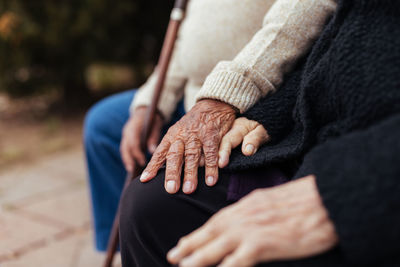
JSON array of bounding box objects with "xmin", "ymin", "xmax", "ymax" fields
[{"xmin": 0, "ymin": 148, "xmax": 121, "ymax": 267}]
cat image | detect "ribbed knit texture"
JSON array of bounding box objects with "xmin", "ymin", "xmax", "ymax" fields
[
  {"xmin": 131, "ymin": 0, "xmax": 337, "ymax": 121},
  {"xmin": 199, "ymin": 71, "xmax": 263, "ymax": 113},
  {"xmin": 227, "ymin": 0, "xmax": 400, "ymax": 265}
]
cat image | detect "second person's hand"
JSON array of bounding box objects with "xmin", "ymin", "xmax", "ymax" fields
[
  {"xmin": 120, "ymin": 106, "xmax": 164, "ymax": 172},
  {"xmin": 218, "ymin": 117, "xmax": 270, "ymax": 168}
]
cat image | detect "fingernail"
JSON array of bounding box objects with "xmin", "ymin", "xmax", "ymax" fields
[
  {"xmin": 150, "ymin": 144, "xmax": 157, "ymax": 153},
  {"xmin": 245, "ymin": 144, "xmax": 255, "ymax": 155},
  {"xmin": 167, "ymin": 247, "xmax": 179, "ymax": 261},
  {"xmin": 183, "ymin": 181, "xmax": 193, "ymax": 193},
  {"xmin": 166, "ymin": 180, "xmax": 177, "ymax": 193},
  {"xmin": 206, "ymin": 176, "xmax": 215, "ymax": 186},
  {"xmin": 140, "ymin": 171, "xmax": 149, "ymax": 182}
]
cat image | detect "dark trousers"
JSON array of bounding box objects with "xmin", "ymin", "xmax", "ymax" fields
[
  {"xmin": 84, "ymin": 89, "xmax": 186, "ymax": 251},
  {"xmin": 119, "ymin": 168, "xmax": 233, "ymax": 266}
]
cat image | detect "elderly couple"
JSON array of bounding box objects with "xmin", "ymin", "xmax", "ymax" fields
[{"xmin": 84, "ymin": 0, "xmax": 400, "ymax": 266}]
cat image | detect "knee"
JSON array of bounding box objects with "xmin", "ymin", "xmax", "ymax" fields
[
  {"xmin": 119, "ymin": 170, "xmax": 171, "ymax": 235},
  {"xmin": 84, "ymin": 101, "xmax": 108, "ymax": 144}
]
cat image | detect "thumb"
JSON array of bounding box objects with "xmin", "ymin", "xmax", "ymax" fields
[{"xmin": 241, "ymin": 125, "xmax": 269, "ymax": 156}]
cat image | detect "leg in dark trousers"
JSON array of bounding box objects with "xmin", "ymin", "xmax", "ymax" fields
[{"xmin": 119, "ymin": 168, "xmax": 232, "ymax": 267}]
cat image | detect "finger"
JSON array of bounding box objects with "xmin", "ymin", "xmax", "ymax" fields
[
  {"xmin": 167, "ymin": 226, "xmax": 214, "ymax": 264},
  {"xmin": 147, "ymin": 118, "xmax": 163, "ymax": 153},
  {"xmin": 124, "ymin": 125, "xmax": 146, "ymax": 166},
  {"xmin": 140, "ymin": 140, "xmax": 170, "ymax": 182},
  {"xmin": 120, "ymin": 139, "xmax": 134, "ymax": 172},
  {"xmin": 179, "ymin": 236, "xmax": 237, "ymax": 267},
  {"xmin": 218, "ymin": 244, "xmax": 259, "ymax": 267},
  {"xmin": 241, "ymin": 125, "xmax": 269, "ymax": 156},
  {"xmin": 165, "ymin": 140, "xmax": 185, "ymax": 194},
  {"xmin": 121, "ymin": 125, "xmax": 146, "ymax": 167},
  {"xmin": 203, "ymin": 135, "xmax": 219, "ymax": 186},
  {"xmin": 129, "ymin": 140, "xmax": 147, "ymax": 166},
  {"xmin": 147, "ymin": 128, "xmax": 161, "ymax": 154},
  {"xmin": 218, "ymin": 124, "xmax": 248, "ymax": 168},
  {"xmin": 183, "ymin": 139, "xmax": 201, "ymax": 194},
  {"xmin": 199, "ymin": 154, "xmax": 205, "ymax": 167}
]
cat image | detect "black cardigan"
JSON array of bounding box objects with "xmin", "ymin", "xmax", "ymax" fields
[{"xmin": 228, "ymin": 0, "xmax": 400, "ymax": 266}]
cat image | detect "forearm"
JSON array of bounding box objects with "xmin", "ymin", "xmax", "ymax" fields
[{"xmin": 196, "ymin": 0, "xmax": 337, "ymax": 113}]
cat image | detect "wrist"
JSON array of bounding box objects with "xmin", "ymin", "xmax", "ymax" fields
[{"xmin": 197, "ymin": 99, "xmax": 239, "ymax": 114}]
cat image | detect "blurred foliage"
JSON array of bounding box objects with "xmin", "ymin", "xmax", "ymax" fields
[{"xmin": 0, "ymin": 0, "xmax": 172, "ymax": 106}]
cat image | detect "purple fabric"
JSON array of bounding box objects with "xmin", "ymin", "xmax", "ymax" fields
[{"xmin": 227, "ymin": 167, "xmax": 288, "ymax": 201}]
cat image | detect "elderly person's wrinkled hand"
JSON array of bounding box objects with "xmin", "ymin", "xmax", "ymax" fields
[
  {"xmin": 140, "ymin": 99, "xmax": 237, "ymax": 194},
  {"xmin": 120, "ymin": 107, "xmax": 164, "ymax": 172},
  {"xmin": 218, "ymin": 117, "xmax": 270, "ymax": 168},
  {"xmin": 167, "ymin": 175, "xmax": 338, "ymax": 267}
]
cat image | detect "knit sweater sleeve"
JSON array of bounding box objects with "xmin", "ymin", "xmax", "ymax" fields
[
  {"xmin": 130, "ymin": 33, "xmax": 187, "ymax": 122},
  {"xmin": 296, "ymin": 114, "xmax": 400, "ymax": 265},
  {"xmin": 195, "ymin": 0, "xmax": 337, "ymax": 113}
]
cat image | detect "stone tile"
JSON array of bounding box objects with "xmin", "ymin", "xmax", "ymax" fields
[
  {"xmin": 0, "ymin": 149, "xmax": 86, "ymax": 207},
  {"xmin": 2, "ymin": 230, "xmax": 88, "ymax": 267},
  {"xmin": 36, "ymin": 149, "xmax": 87, "ymax": 179},
  {"xmin": 2, "ymin": 229, "xmax": 121, "ymax": 267},
  {"xmin": 18, "ymin": 186, "xmax": 91, "ymax": 229},
  {"xmin": 74, "ymin": 230, "xmax": 122, "ymax": 267},
  {"xmin": 0, "ymin": 148, "xmax": 114, "ymax": 267},
  {"xmin": 0, "ymin": 210, "xmax": 60, "ymax": 260},
  {"xmin": 0, "ymin": 167, "xmax": 73, "ymax": 207}
]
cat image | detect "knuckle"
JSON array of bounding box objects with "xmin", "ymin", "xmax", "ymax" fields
[
  {"xmin": 206, "ymin": 221, "xmax": 220, "ymax": 235},
  {"xmin": 185, "ymin": 156, "xmax": 200, "ymax": 171},
  {"xmin": 204, "ymin": 144, "xmax": 218, "ymax": 156},
  {"xmin": 205, "ymin": 155, "xmax": 218, "ymax": 167},
  {"xmin": 184, "ymin": 166, "xmax": 198, "ymax": 179},
  {"xmin": 184, "ymin": 148, "xmax": 201, "ymax": 165},
  {"xmin": 220, "ymin": 235, "xmax": 235, "ymax": 248},
  {"xmin": 244, "ymin": 243, "xmax": 261, "ymax": 259},
  {"xmin": 132, "ymin": 148, "xmax": 143, "ymax": 158},
  {"xmin": 166, "ymin": 169, "xmax": 179, "ymax": 179},
  {"xmin": 166, "ymin": 152, "xmax": 182, "ymax": 164},
  {"xmin": 203, "ymin": 135, "xmax": 219, "ymax": 148}
]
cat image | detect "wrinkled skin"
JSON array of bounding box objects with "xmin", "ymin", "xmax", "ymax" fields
[
  {"xmin": 140, "ymin": 99, "xmax": 237, "ymax": 194},
  {"xmin": 120, "ymin": 106, "xmax": 164, "ymax": 171},
  {"xmin": 167, "ymin": 175, "xmax": 339, "ymax": 267}
]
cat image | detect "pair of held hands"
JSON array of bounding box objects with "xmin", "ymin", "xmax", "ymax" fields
[
  {"xmin": 120, "ymin": 99, "xmax": 338, "ymax": 267},
  {"xmin": 121, "ymin": 99, "xmax": 269, "ymax": 194}
]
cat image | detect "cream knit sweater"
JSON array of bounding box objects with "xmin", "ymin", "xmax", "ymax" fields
[{"xmin": 132, "ymin": 0, "xmax": 337, "ymax": 121}]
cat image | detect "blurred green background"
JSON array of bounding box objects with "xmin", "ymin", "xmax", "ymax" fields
[
  {"xmin": 0, "ymin": 0, "xmax": 172, "ymax": 107},
  {"xmin": 0, "ymin": 0, "xmax": 172, "ymax": 169}
]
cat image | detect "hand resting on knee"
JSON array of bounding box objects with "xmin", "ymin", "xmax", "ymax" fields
[{"xmin": 140, "ymin": 112, "xmax": 269, "ymax": 195}]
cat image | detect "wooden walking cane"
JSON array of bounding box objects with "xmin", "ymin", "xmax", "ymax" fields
[{"xmin": 103, "ymin": 1, "xmax": 189, "ymax": 266}]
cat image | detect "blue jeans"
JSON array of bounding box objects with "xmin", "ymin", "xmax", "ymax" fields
[{"xmin": 83, "ymin": 89, "xmax": 185, "ymax": 251}]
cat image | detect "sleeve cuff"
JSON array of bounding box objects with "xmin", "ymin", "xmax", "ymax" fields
[{"xmin": 195, "ymin": 70, "xmax": 272, "ymax": 113}]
